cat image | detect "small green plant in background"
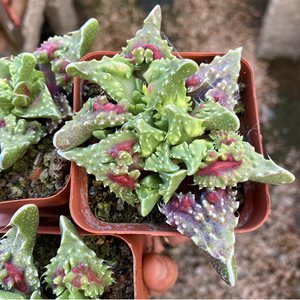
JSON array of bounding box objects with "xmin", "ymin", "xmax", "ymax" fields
[
  {"xmin": 0, "ymin": 19, "xmax": 99, "ymax": 171},
  {"xmin": 0, "ymin": 205, "xmax": 113, "ymax": 299}
]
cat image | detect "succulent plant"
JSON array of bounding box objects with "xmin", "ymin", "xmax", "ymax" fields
[
  {"xmin": 43, "ymin": 216, "xmax": 113, "ymax": 299},
  {"xmin": 0, "ymin": 19, "xmax": 98, "ymax": 173},
  {"xmin": 52, "ymin": 5, "xmax": 295, "ymax": 286},
  {"xmin": 0, "ymin": 204, "xmax": 41, "ymax": 299},
  {"xmin": 0, "ymin": 204, "xmax": 114, "ymax": 299}
]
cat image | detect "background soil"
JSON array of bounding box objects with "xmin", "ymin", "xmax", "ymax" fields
[{"xmin": 73, "ymin": 0, "xmax": 300, "ymax": 298}]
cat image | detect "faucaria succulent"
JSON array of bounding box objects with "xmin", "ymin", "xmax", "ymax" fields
[
  {"xmin": 0, "ymin": 204, "xmax": 41, "ymax": 298},
  {"xmin": 43, "ymin": 216, "xmax": 113, "ymax": 299},
  {"xmin": 0, "ymin": 19, "xmax": 98, "ymax": 173},
  {"xmin": 0, "ymin": 205, "xmax": 114, "ymax": 299},
  {"xmin": 53, "ymin": 5, "xmax": 295, "ymax": 286}
]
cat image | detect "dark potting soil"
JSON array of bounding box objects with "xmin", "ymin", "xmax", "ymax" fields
[
  {"xmin": 88, "ymin": 174, "xmax": 166, "ymax": 224},
  {"xmin": 33, "ymin": 234, "xmax": 134, "ymax": 299},
  {"xmin": 0, "ymin": 134, "xmax": 70, "ymax": 202}
]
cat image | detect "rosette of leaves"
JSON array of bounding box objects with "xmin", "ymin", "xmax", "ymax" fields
[
  {"xmin": 43, "ymin": 216, "xmax": 113, "ymax": 299},
  {"xmin": 0, "ymin": 204, "xmax": 41, "ymax": 299}
]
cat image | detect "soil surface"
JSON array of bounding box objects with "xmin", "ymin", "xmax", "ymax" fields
[
  {"xmin": 0, "ymin": 134, "xmax": 70, "ymax": 201},
  {"xmin": 72, "ymin": 0, "xmax": 300, "ymax": 298},
  {"xmin": 88, "ymin": 174, "xmax": 166, "ymax": 224}
]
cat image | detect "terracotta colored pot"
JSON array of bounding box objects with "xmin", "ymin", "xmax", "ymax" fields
[
  {"xmin": 70, "ymin": 51, "xmax": 270, "ymax": 235},
  {"xmin": 0, "ymin": 176, "xmax": 70, "ymax": 210},
  {"xmin": 0, "ymin": 208, "xmax": 148, "ymax": 299}
]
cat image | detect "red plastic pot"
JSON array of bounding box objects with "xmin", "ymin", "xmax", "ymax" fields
[
  {"xmin": 0, "ymin": 177, "xmax": 70, "ymax": 211},
  {"xmin": 70, "ymin": 51, "xmax": 270, "ymax": 235},
  {"xmin": 0, "ymin": 207, "xmax": 148, "ymax": 299}
]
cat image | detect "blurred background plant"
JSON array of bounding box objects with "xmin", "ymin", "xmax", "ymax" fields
[{"xmin": 0, "ymin": 0, "xmax": 299, "ymax": 298}]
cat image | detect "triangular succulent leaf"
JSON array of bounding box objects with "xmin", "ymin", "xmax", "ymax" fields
[
  {"xmin": 53, "ymin": 96, "xmax": 132, "ymax": 151},
  {"xmin": 159, "ymin": 188, "xmax": 239, "ymax": 286},
  {"xmin": 121, "ymin": 5, "xmax": 174, "ymax": 62},
  {"xmin": 170, "ymin": 139, "xmax": 212, "ymax": 175},
  {"xmin": 163, "ymin": 104, "xmax": 205, "ymax": 146},
  {"xmin": 34, "ymin": 18, "xmax": 99, "ymax": 93},
  {"xmin": 186, "ymin": 48, "xmax": 242, "ymax": 111},
  {"xmin": 66, "ymin": 56, "xmax": 137, "ymax": 104},
  {"xmin": 58, "ymin": 130, "xmax": 141, "ymax": 205},
  {"xmin": 143, "ymin": 58, "xmax": 198, "ymax": 115},
  {"xmin": 0, "ymin": 204, "xmax": 40, "ymax": 297},
  {"xmin": 134, "ymin": 118, "xmax": 165, "ymax": 157},
  {"xmin": 144, "ymin": 143, "xmax": 179, "ymax": 173},
  {"xmin": 159, "ymin": 169, "xmax": 187, "ymax": 203},
  {"xmin": 192, "ymin": 99, "xmax": 240, "ymax": 131},
  {"xmin": 194, "ymin": 131, "xmax": 295, "ymax": 189}
]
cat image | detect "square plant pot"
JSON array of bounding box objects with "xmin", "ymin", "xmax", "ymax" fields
[
  {"xmin": 0, "ymin": 208, "xmax": 148, "ymax": 299},
  {"xmin": 69, "ymin": 51, "xmax": 270, "ymax": 236}
]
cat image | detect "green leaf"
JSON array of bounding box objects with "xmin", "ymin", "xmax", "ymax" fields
[
  {"xmin": 170, "ymin": 139, "xmax": 211, "ymax": 175},
  {"xmin": 144, "ymin": 143, "xmax": 179, "ymax": 173},
  {"xmin": 44, "ymin": 216, "xmax": 113, "ymax": 299},
  {"xmin": 134, "ymin": 119, "xmax": 165, "ymax": 157},
  {"xmin": 0, "ymin": 113, "xmax": 46, "ymax": 170},
  {"xmin": 163, "ymin": 104, "xmax": 205, "ymax": 146},
  {"xmin": 0, "ymin": 205, "xmax": 40, "ymax": 297},
  {"xmin": 143, "ymin": 58, "xmax": 198, "ymax": 115},
  {"xmin": 159, "ymin": 169, "xmax": 187, "ymax": 203},
  {"xmin": 66, "ymin": 56, "xmax": 137, "ymax": 103}
]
